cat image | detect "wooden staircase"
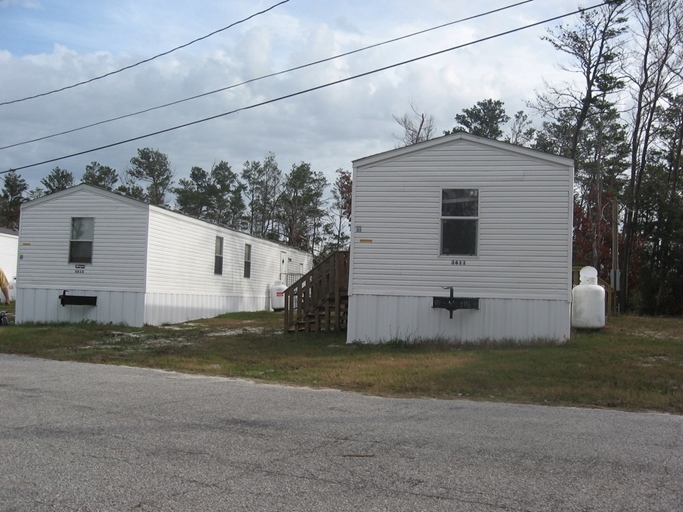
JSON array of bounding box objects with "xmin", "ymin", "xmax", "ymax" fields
[{"xmin": 284, "ymin": 251, "xmax": 349, "ymax": 333}]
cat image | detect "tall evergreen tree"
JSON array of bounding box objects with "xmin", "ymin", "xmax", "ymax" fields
[
  {"xmin": 535, "ymin": 103, "xmax": 629, "ymax": 273},
  {"xmin": 175, "ymin": 166, "xmax": 212, "ymax": 219},
  {"xmin": 637, "ymin": 93, "xmax": 683, "ymax": 314},
  {"xmin": 444, "ymin": 99, "xmax": 510, "ymax": 139},
  {"xmin": 534, "ymin": 2, "xmax": 627, "ymax": 160},
  {"xmin": 533, "ymin": 1, "xmax": 628, "ymax": 281},
  {"xmin": 241, "ymin": 152, "xmax": 282, "ymax": 239},
  {"xmin": 41, "ymin": 166, "xmax": 75, "ymax": 194},
  {"xmin": 121, "ymin": 148, "xmax": 174, "ymax": 207},
  {"xmin": 319, "ymin": 169, "xmax": 352, "ymax": 261},
  {"xmin": 277, "ymin": 162, "xmax": 327, "ymax": 253},
  {"xmin": 205, "ymin": 161, "xmax": 245, "ymax": 228},
  {"xmin": 82, "ymin": 161, "xmax": 118, "ymax": 190},
  {"xmin": 0, "ymin": 171, "xmax": 28, "ymax": 229},
  {"xmin": 175, "ymin": 161, "xmax": 245, "ymax": 227}
]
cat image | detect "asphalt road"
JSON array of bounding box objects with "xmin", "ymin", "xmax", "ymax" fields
[{"xmin": 1, "ymin": 354, "xmax": 682, "ymax": 511}]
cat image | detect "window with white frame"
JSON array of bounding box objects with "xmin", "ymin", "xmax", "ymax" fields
[
  {"xmin": 214, "ymin": 236, "xmax": 224, "ymax": 275},
  {"xmin": 69, "ymin": 217, "xmax": 94, "ymax": 263},
  {"xmin": 440, "ymin": 189, "xmax": 478, "ymax": 256},
  {"xmin": 243, "ymin": 244, "xmax": 251, "ymax": 278}
]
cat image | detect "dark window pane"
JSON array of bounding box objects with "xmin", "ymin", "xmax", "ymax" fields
[
  {"xmin": 441, "ymin": 219, "xmax": 477, "ymax": 255},
  {"xmin": 69, "ymin": 241, "xmax": 93, "ymax": 263},
  {"xmin": 442, "ymin": 189, "xmax": 478, "ymax": 217},
  {"xmin": 244, "ymin": 244, "xmax": 251, "ymax": 278},
  {"xmin": 214, "ymin": 255, "xmax": 223, "ymax": 275}
]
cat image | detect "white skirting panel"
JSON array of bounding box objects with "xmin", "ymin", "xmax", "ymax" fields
[
  {"xmin": 15, "ymin": 288, "xmax": 145, "ymax": 326},
  {"xmin": 16, "ymin": 289, "xmax": 270, "ymax": 327},
  {"xmin": 143, "ymin": 293, "xmax": 268, "ymax": 326},
  {"xmin": 346, "ymin": 295, "xmax": 571, "ymax": 344}
]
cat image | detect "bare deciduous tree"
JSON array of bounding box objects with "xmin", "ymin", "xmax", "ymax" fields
[
  {"xmin": 621, "ymin": 0, "xmax": 683, "ymax": 310},
  {"xmin": 393, "ymin": 102, "xmax": 436, "ymax": 147},
  {"xmin": 506, "ymin": 110, "xmax": 536, "ymax": 147}
]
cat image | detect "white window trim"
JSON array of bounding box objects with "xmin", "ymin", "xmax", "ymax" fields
[{"xmin": 439, "ymin": 188, "xmax": 479, "ymax": 257}]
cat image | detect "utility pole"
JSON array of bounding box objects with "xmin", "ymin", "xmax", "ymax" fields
[{"xmin": 610, "ymin": 198, "xmax": 620, "ymax": 314}]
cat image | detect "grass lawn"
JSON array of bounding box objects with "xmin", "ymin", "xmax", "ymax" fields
[{"xmin": 0, "ymin": 307, "xmax": 682, "ymax": 414}]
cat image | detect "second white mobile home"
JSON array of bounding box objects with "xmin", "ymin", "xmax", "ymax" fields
[{"xmin": 347, "ymin": 133, "xmax": 574, "ymax": 343}]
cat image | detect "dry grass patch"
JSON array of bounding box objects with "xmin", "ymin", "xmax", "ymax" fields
[
  {"xmin": 1, "ymin": 309, "xmax": 683, "ymax": 413},
  {"xmin": 610, "ymin": 315, "xmax": 683, "ymax": 342},
  {"xmin": 297, "ymin": 352, "xmax": 477, "ymax": 396}
]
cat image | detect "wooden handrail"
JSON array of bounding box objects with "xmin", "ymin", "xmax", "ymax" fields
[{"xmin": 284, "ymin": 251, "xmax": 349, "ymax": 332}]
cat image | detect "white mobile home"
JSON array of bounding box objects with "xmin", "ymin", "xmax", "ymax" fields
[
  {"xmin": 0, "ymin": 228, "xmax": 18, "ymax": 300},
  {"xmin": 347, "ymin": 132, "xmax": 574, "ymax": 343},
  {"xmin": 16, "ymin": 184, "xmax": 312, "ymax": 326}
]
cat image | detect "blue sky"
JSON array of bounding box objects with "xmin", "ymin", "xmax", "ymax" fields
[{"xmin": 0, "ymin": 0, "xmax": 593, "ymax": 194}]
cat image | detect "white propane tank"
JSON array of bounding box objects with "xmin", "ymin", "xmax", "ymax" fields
[
  {"xmin": 571, "ymin": 266, "xmax": 605, "ymax": 329},
  {"xmin": 270, "ymin": 281, "xmax": 287, "ymax": 311}
]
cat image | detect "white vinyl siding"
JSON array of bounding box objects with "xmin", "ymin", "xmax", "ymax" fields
[
  {"xmin": 349, "ymin": 137, "xmax": 573, "ymax": 302},
  {"xmin": 17, "ymin": 187, "xmax": 149, "ymax": 293},
  {"xmin": 145, "ymin": 207, "xmax": 300, "ymax": 298},
  {"xmin": 144, "ymin": 208, "xmax": 312, "ymax": 325}
]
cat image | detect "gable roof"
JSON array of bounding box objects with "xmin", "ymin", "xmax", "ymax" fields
[
  {"xmin": 353, "ymin": 132, "xmax": 574, "ymax": 169},
  {"xmin": 21, "ymin": 183, "xmax": 149, "ymax": 212},
  {"xmin": 19, "ymin": 183, "xmax": 308, "ymax": 253}
]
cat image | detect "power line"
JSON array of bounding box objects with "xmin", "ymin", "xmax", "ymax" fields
[
  {"xmin": 2, "ymin": 3, "xmax": 610, "ymax": 175},
  {"xmin": 0, "ymin": 0, "xmax": 289, "ymax": 107},
  {"xmin": 0, "ymin": 0, "xmax": 534, "ymax": 151}
]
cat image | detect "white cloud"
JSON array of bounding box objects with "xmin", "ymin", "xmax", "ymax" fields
[
  {"xmin": 1, "ymin": 0, "xmax": 43, "ymax": 8},
  {"xmin": 0, "ymin": 0, "xmax": 585, "ymax": 193}
]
